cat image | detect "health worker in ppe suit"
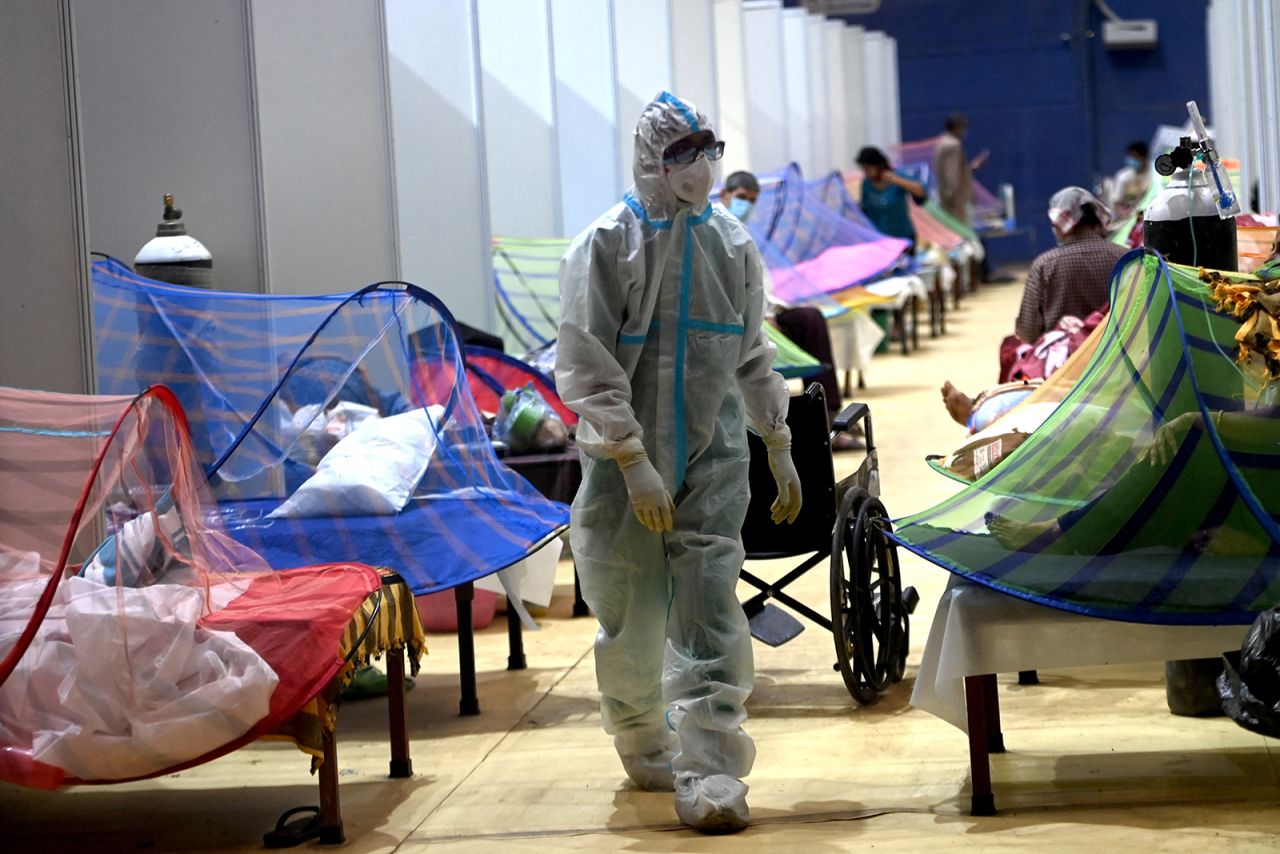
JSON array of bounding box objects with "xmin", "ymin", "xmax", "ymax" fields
[{"xmin": 555, "ymin": 91, "xmax": 802, "ymax": 834}]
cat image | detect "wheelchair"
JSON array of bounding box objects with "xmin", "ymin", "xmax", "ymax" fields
[{"xmin": 741, "ymin": 384, "xmax": 918, "ymax": 705}]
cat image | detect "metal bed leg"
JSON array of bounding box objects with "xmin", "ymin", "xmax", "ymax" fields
[
  {"xmin": 455, "ymin": 583, "xmax": 480, "ymax": 716},
  {"xmin": 896, "ymin": 308, "xmax": 908, "ymax": 356},
  {"xmin": 910, "ymin": 294, "xmax": 920, "ymax": 351},
  {"xmin": 318, "ymin": 728, "xmax": 345, "ymax": 844},
  {"xmin": 507, "ymin": 599, "xmax": 527, "ymax": 670},
  {"xmin": 387, "ymin": 647, "xmax": 412, "ymax": 778},
  {"xmin": 964, "ymin": 674, "xmax": 997, "ymax": 816}
]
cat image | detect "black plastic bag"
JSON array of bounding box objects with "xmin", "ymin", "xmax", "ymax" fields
[{"xmin": 1218, "ymin": 607, "xmax": 1280, "ymax": 738}]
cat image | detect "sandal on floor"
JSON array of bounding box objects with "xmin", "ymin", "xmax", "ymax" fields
[{"xmin": 263, "ymin": 806, "xmax": 321, "ymax": 848}]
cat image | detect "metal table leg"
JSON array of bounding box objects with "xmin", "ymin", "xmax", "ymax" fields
[{"xmin": 455, "ymin": 583, "xmax": 479, "ymax": 716}]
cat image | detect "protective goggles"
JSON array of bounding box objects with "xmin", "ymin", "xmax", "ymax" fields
[{"xmin": 662, "ymin": 136, "xmax": 726, "ymax": 166}]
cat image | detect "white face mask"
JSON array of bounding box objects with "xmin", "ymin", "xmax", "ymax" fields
[{"xmin": 666, "ymin": 157, "xmax": 713, "ymax": 205}]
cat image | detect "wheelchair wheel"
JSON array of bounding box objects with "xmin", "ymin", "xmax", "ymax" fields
[
  {"xmin": 830, "ymin": 487, "xmax": 905, "ymax": 705},
  {"xmin": 881, "ymin": 519, "xmax": 911, "ymax": 685}
]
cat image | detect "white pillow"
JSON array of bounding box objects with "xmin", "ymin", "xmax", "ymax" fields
[{"xmin": 268, "ymin": 406, "xmax": 445, "ymax": 518}]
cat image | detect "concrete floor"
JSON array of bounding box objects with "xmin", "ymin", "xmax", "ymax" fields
[{"xmin": 7, "ymin": 276, "xmax": 1280, "ymax": 851}]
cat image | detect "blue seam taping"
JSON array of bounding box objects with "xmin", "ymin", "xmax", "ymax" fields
[
  {"xmin": 623, "ymin": 192, "xmax": 673, "ymax": 231},
  {"xmin": 674, "ymin": 218, "xmax": 694, "ymax": 489},
  {"xmin": 657, "ymin": 91, "xmax": 699, "ymax": 133},
  {"xmin": 686, "ymin": 319, "xmax": 745, "ymax": 335}
]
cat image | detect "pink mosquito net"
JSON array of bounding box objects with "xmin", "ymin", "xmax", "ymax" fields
[{"xmin": 0, "ymin": 385, "xmax": 379, "ymax": 789}]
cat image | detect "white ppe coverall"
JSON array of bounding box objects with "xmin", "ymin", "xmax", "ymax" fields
[{"xmin": 555, "ymin": 92, "xmax": 793, "ymax": 821}]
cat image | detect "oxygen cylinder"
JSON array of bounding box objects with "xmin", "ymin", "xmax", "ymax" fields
[
  {"xmin": 1143, "ymin": 168, "xmax": 1237, "ymax": 272},
  {"xmin": 134, "ymin": 194, "xmax": 214, "ymax": 287}
]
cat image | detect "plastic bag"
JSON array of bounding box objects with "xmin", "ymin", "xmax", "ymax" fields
[
  {"xmin": 1218, "ymin": 607, "xmax": 1280, "ymax": 738},
  {"xmin": 523, "ymin": 341, "xmax": 558, "ymax": 378},
  {"xmin": 494, "ymin": 384, "xmax": 568, "ymax": 455}
]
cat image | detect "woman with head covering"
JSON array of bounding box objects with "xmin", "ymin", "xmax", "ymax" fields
[{"xmin": 1014, "ymin": 186, "xmax": 1130, "ymax": 344}]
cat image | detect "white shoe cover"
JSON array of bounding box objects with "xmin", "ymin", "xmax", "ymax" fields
[
  {"xmin": 674, "ymin": 774, "xmax": 750, "ymax": 833},
  {"xmin": 619, "ymin": 746, "xmax": 676, "ymax": 792}
]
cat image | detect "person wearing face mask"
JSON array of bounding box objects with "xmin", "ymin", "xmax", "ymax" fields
[
  {"xmin": 1104, "ymin": 141, "xmax": 1152, "ymax": 223},
  {"xmin": 718, "ymin": 170, "xmax": 859, "ymax": 449},
  {"xmin": 555, "ymin": 92, "xmax": 801, "ymax": 834}
]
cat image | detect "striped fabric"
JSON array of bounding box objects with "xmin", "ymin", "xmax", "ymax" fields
[
  {"xmin": 268, "ymin": 571, "xmax": 426, "ymax": 764},
  {"xmin": 746, "ymin": 164, "xmax": 910, "ymax": 303},
  {"xmin": 91, "ymin": 258, "xmax": 570, "ymax": 597},
  {"xmin": 491, "ymin": 235, "xmax": 826, "ymax": 380},
  {"xmin": 890, "ymin": 250, "xmax": 1280, "ymax": 625}
]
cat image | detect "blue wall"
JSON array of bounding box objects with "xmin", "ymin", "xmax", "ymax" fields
[{"xmin": 829, "ymin": 0, "xmax": 1210, "ymax": 262}]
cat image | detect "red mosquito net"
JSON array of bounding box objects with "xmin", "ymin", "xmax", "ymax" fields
[{"xmin": 0, "ymin": 385, "xmax": 379, "ymax": 789}]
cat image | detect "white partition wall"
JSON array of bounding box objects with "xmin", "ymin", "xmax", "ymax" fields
[
  {"xmin": 74, "ymin": 0, "xmax": 402, "ymax": 299},
  {"xmin": 781, "ymin": 8, "xmax": 813, "ymax": 176},
  {"xmin": 1207, "ymin": 0, "xmax": 1250, "ymax": 207},
  {"xmin": 843, "ymin": 26, "xmax": 869, "ymax": 159},
  {"xmin": 806, "ymin": 14, "xmax": 831, "ymax": 176},
  {"xmin": 713, "ymin": 0, "xmax": 752, "ymax": 178},
  {"xmin": 861, "ymin": 31, "xmax": 900, "ymax": 152},
  {"xmin": 386, "ymin": 0, "xmax": 493, "ymax": 329},
  {"xmin": 824, "ymin": 21, "xmax": 851, "ymax": 174},
  {"xmin": 1207, "ymin": 0, "xmax": 1280, "ymax": 213},
  {"xmin": 671, "ymin": 0, "xmax": 719, "ymax": 122},
  {"xmin": 885, "ymin": 35, "xmax": 902, "ymax": 153},
  {"xmin": 0, "ymin": 0, "xmax": 93, "ymax": 392},
  {"xmin": 742, "ymin": 1, "xmax": 789, "ymax": 174},
  {"xmin": 1248, "ymin": 0, "xmax": 1279, "ymax": 213},
  {"xmin": 250, "ymin": 1, "xmax": 399, "ymax": 294},
  {"xmin": 74, "ymin": 0, "xmax": 264, "ymax": 294},
  {"xmin": 476, "ymin": 0, "xmax": 561, "ymax": 239},
  {"xmin": 613, "ymin": 0, "xmax": 673, "ymax": 188},
  {"xmin": 551, "ymin": 0, "xmax": 621, "ymax": 235}
]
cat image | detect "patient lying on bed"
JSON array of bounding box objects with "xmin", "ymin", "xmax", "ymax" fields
[{"xmin": 987, "ymin": 407, "xmax": 1280, "ymax": 555}]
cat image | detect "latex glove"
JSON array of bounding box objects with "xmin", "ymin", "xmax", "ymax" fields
[
  {"xmin": 763, "ymin": 431, "xmax": 802, "ymax": 525},
  {"xmin": 617, "ymin": 450, "xmax": 675, "ymax": 533}
]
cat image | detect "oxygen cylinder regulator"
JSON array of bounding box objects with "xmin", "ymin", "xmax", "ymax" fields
[{"xmin": 1144, "ymin": 101, "xmax": 1239, "ymax": 272}]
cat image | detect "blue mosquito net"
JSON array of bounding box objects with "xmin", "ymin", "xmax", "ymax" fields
[{"xmin": 92, "ymin": 257, "xmax": 569, "ymax": 595}]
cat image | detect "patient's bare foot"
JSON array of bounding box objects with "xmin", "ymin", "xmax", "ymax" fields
[
  {"xmin": 941, "ymin": 381, "xmax": 974, "ymax": 426},
  {"xmin": 985, "ymin": 512, "xmax": 1061, "ymax": 551}
]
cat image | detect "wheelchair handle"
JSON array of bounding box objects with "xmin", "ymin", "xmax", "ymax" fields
[{"xmin": 832, "ymin": 401, "xmax": 874, "ymax": 451}]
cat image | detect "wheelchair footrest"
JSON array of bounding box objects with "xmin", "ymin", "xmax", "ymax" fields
[
  {"xmin": 748, "ymin": 603, "xmax": 805, "ymax": 647},
  {"xmin": 902, "ymin": 586, "xmax": 920, "ymax": 615}
]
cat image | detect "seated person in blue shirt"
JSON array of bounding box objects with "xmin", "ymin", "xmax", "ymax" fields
[{"xmin": 856, "ymin": 146, "xmax": 927, "ymax": 254}]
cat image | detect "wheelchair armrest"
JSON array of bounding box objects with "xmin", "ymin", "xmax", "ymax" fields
[
  {"xmin": 832, "ymin": 401, "xmax": 874, "ymax": 452},
  {"xmin": 832, "ymin": 401, "xmax": 868, "ymax": 434}
]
